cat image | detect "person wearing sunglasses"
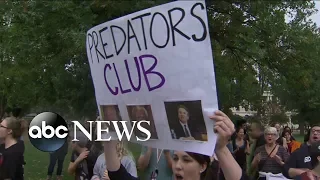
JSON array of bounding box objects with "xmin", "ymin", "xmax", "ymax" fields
[{"xmin": 0, "ymin": 117, "xmax": 25, "ymax": 180}]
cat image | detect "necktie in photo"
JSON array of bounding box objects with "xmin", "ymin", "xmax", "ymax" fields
[{"xmin": 184, "ymin": 125, "xmax": 190, "ymax": 137}]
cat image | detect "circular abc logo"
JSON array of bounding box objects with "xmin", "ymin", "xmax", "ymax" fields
[{"xmin": 28, "ymin": 112, "xmax": 69, "ymax": 152}]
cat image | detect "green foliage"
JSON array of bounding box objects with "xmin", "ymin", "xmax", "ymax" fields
[
  {"xmin": 0, "ymin": 0, "xmax": 319, "ymax": 122},
  {"xmin": 269, "ymin": 112, "xmax": 289, "ymax": 125}
]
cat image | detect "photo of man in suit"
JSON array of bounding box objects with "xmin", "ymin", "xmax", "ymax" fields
[{"xmin": 168, "ymin": 104, "xmax": 206, "ymax": 141}]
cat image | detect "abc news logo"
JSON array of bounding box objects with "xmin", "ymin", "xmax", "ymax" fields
[{"xmin": 28, "ymin": 112, "xmax": 151, "ymax": 152}]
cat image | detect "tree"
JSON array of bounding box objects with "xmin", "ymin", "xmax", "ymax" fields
[{"xmin": 0, "ymin": 0, "xmax": 319, "ymax": 123}]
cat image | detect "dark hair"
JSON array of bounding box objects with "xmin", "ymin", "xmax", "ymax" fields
[
  {"xmin": 178, "ymin": 105, "xmax": 189, "ymax": 113},
  {"xmin": 4, "ymin": 117, "xmax": 25, "ymax": 139},
  {"xmin": 283, "ymin": 126, "xmax": 291, "ymax": 133},
  {"xmin": 236, "ymin": 127, "xmax": 246, "ymax": 134},
  {"xmin": 236, "ymin": 119, "xmax": 246, "ymax": 128},
  {"xmin": 11, "ymin": 107, "xmax": 22, "ymax": 118},
  {"xmin": 186, "ymin": 152, "xmax": 210, "ymax": 180},
  {"xmin": 282, "ymin": 130, "xmax": 295, "ymax": 141}
]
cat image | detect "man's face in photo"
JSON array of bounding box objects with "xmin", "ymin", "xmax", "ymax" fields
[{"xmin": 178, "ymin": 107, "xmax": 189, "ymax": 124}]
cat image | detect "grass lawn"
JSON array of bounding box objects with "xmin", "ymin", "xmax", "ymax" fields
[
  {"xmin": 23, "ymin": 134, "xmax": 142, "ymax": 180},
  {"xmin": 23, "ymin": 133, "xmax": 305, "ymax": 179}
]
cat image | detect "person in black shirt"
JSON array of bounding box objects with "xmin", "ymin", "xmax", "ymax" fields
[
  {"xmin": 0, "ymin": 117, "xmax": 25, "ymax": 180},
  {"xmin": 283, "ymin": 124, "xmax": 320, "ymax": 179},
  {"xmin": 294, "ymin": 141, "xmax": 320, "ymax": 180},
  {"xmin": 232, "ymin": 127, "xmax": 249, "ymax": 171},
  {"xmin": 47, "ymin": 141, "xmax": 69, "ymax": 180}
]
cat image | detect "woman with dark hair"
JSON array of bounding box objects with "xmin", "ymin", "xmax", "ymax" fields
[
  {"xmin": 282, "ymin": 130, "xmax": 301, "ymax": 154},
  {"xmin": 232, "ymin": 127, "xmax": 249, "ymax": 171},
  {"xmin": 102, "ymin": 110, "xmax": 248, "ymax": 180},
  {"xmin": 283, "ymin": 126, "xmax": 296, "ymax": 141},
  {"xmin": 0, "ymin": 117, "xmax": 25, "ymax": 180}
]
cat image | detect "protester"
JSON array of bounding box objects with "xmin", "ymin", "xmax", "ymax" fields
[
  {"xmin": 0, "ymin": 117, "xmax": 25, "ymax": 180},
  {"xmin": 232, "ymin": 119, "xmax": 248, "ymax": 140},
  {"xmin": 283, "ymin": 126, "xmax": 297, "ymax": 142},
  {"xmin": 251, "ymin": 127, "xmax": 289, "ymax": 179},
  {"xmin": 282, "ymin": 130, "xmax": 301, "ymax": 154},
  {"xmin": 85, "ymin": 119, "xmax": 104, "ymax": 161},
  {"xmin": 92, "ymin": 141, "xmax": 137, "ymax": 179},
  {"xmin": 251, "ymin": 121, "xmax": 266, "ymax": 151},
  {"xmin": 283, "ymin": 124, "xmax": 320, "ymax": 179},
  {"xmin": 294, "ymin": 141, "xmax": 320, "ymax": 180},
  {"xmin": 102, "ymin": 110, "xmax": 248, "ymax": 180},
  {"xmin": 247, "ymin": 121, "xmax": 266, "ymax": 176},
  {"xmin": 273, "ymin": 123, "xmax": 282, "ymax": 134},
  {"xmin": 47, "ymin": 141, "xmax": 69, "ymax": 180},
  {"xmin": 232, "ymin": 127, "xmax": 250, "ymax": 171},
  {"xmin": 68, "ymin": 131, "xmax": 100, "ymax": 180},
  {"xmin": 137, "ymin": 146, "xmax": 173, "ymax": 180},
  {"xmin": 272, "ymin": 122, "xmax": 288, "ymax": 149}
]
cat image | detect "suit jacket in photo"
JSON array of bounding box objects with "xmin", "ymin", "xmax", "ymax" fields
[{"xmin": 170, "ymin": 120, "xmax": 203, "ymax": 141}]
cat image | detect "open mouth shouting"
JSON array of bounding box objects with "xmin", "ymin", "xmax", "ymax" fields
[{"xmin": 174, "ymin": 173, "xmax": 184, "ymax": 180}]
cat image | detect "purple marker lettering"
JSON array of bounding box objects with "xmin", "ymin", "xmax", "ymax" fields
[
  {"xmin": 113, "ymin": 63, "xmax": 131, "ymax": 94},
  {"xmin": 139, "ymin": 54, "xmax": 165, "ymax": 92},
  {"xmin": 124, "ymin": 57, "xmax": 141, "ymax": 91},
  {"xmin": 104, "ymin": 63, "xmax": 118, "ymax": 95}
]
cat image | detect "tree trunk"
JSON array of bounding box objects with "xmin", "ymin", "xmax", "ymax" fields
[{"xmin": 299, "ymin": 121, "xmax": 305, "ymax": 136}]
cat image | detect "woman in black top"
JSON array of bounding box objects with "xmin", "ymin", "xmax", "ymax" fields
[
  {"xmin": 0, "ymin": 117, "xmax": 25, "ymax": 180},
  {"xmin": 103, "ymin": 110, "xmax": 249, "ymax": 180},
  {"xmin": 232, "ymin": 127, "xmax": 250, "ymax": 171}
]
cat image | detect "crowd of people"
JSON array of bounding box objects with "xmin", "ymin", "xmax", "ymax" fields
[{"xmin": 0, "ymin": 108, "xmax": 319, "ymax": 180}]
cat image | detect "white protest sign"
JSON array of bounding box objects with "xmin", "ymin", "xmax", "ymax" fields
[{"xmin": 86, "ymin": 1, "xmax": 218, "ymax": 156}]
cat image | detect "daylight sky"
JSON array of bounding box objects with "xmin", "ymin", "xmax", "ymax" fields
[
  {"xmin": 310, "ymin": 1, "xmax": 320, "ymax": 27},
  {"xmin": 285, "ymin": 1, "xmax": 320, "ymax": 27}
]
